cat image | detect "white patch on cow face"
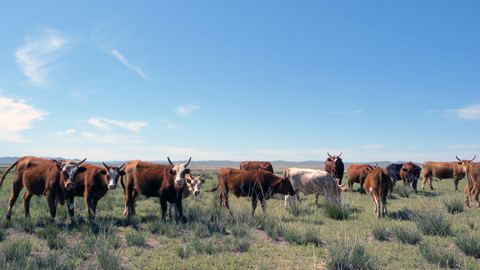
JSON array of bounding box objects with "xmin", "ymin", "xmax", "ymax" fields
[
  {"xmin": 190, "ymin": 177, "xmax": 204, "ymax": 196},
  {"xmin": 107, "ymin": 168, "xmax": 120, "ymax": 189},
  {"xmin": 172, "ymin": 164, "xmax": 188, "ymax": 188}
]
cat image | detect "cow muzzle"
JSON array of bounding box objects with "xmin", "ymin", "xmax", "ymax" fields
[
  {"xmin": 108, "ymin": 184, "xmax": 116, "ymax": 190},
  {"xmin": 175, "ymin": 180, "xmax": 184, "ymax": 188},
  {"xmin": 65, "ymin": 181, "xmax": 75, "ymax": 190},
  {"xmin": 194, "ymin": 191, "xmax": 200, "ymax": 196}
]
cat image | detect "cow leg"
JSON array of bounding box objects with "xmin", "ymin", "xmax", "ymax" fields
[
  {"xmin": 22, "ymin": 190, "xmax": 33, "ymax": 217},
  {"xmin": 251, "ymin": 196, "xmax": 258, "ymax": 217},
  {"xmin": 174, "ymin": 199, "xmax": 186, "ymax": 223},
  {"xmin": 167, "ymin": 203, "xmax": 173, "ymax": 219},
  {"xmin": 422, "ymin": 176, "xmax": 428, "ymax": 190},
  {"xmin": 412, "ymin": 180, "xmax": 418, "ymax": 193},
  {"xmin": 6, "ymin": 178, "xmax": 23, "ymax": 220},
  {"xmin": 131, "ymin": 190, "xmax": 139, "ymax": 215},
  {"xmin": 296, "ymin": 192, "xmax": 302, "ymax": 204},
  {"xmin": 46, "ymin": 192, "xmax": 57, "ymax": 223},
  {"xmin": 474, "ymin": 188, "xmax": 480, "ymax": 209},
  {"xmin": 454, "ymin": 179, "xmax": 459, "ymax": 191},
  {"xmin": 349, "ymin": 181, "xmax": 353, "ymax": 194},
  {"xmin": 315, "ymin": 193, "xmax": 320, "ymax": 204},
  {"xmin": 66, "ymin": 195, "xmax": 75, "ymax": 223},
  {"xmin": 464, "ymin": 185, "xmax": 471, "ymax": 208},
  {"xmin": 428, "ymin": 177, "xmax": 434, "ymax": 190},
  {"xmin": 92, "ymin": 199, "xmax": 99, "ymax": 219},
  {"xmin": 260, "ymin": 197, "xmax": 267, "ymax": 214},
  {"xmin": 360, "ymin": 182, "xmax": 365, "ymax": 194},
  {"xmin": 160, "ymin": 198, "xmax": 168, "ymax": 221},
  {"xmin": 85, "ymin": 195, "xmax": 95, "ymax": 220}
]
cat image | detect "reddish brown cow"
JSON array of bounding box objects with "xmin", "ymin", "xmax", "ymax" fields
[
  {"xmin": 0, "ymin": 156, "xmax": 86, "ymax": 222},
  {"xmin": 400, "ymin": 162, "xmax": 422, "ymax": 193},
  {"xmin": 208, "ymin": 168, "xmax": 295, "ymax": 216},
  {"xmin": 325, "ymin": 152, "xmax": 345, "ymax": 185},
  {"xmin": 456, "ymin": 156, "xmax": 479, "ymax": 208},
  {"xmin": 122, "ymin": 157, "xmax": 191, "ymax": 221},
  {"xmin": 422, "ymin": 161, "xmax": 465, "ymax": 191},
  {"xmin": 65, "ymin": 162, "xmax": 125, "ymax": 220},
  {"xmin": 347, "ymin": 163, "xmax": 377, "ymax": 194},
  {"xmin": 365, "ymin": 168, "xmax": 393, "ymax": 219},
  {"xmin": 239, "ymin": 161, "xmax": 274, "ymax": 173}
]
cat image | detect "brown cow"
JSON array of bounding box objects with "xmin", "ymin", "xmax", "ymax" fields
[
  {"xmin": 239, "ymin": 161, "xmax": 274, "ymax": 173},
  {"xmin": 400, "ymin": 162, "xmax": 422, "ymax": 193},
  {"xmin": 0, "ymin": 156, "xmax": 86, "ymax": 222},
  {"xmin": 365, "ymin": 168, "xmax": 393, "ymax": 219},
  {"xmin": 422, "ymin": 161, "xmax": 465, "ymax": 191},
  {"xmin": 168, "ymin": 173, "xmax": 205, "ymax": 218},
  {"xmin": 208, "ymin": 168, "xmax": 295, "ymax": 216},
  {"xmin": 65, "ymin": 162, "xmax": 125, "ymax": 221},
  {"xmin": 325, "ymin": 152, "xmax": 345, "ymax": 185},
  {"xmin": 456, "ymin": 156, "xmax": 479, "ymax": 208},
  {"xmin": 347, "ymin": 163, "xmax": 377, "ymax": 194},
  {"xmin": 122, "ymin": 157, "xmax": 191, "ymax": 222}
]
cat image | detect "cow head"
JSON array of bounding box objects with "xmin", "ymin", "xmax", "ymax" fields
[
  {"xmin": 186, "ymin": 173, "xmax": 205, "ymax": 196},
  {"xmin": 457, "ymin": 155, "xmax": 476, "ymax": 187},
  {"xmin": 401, "ymin": 162, "xmax": 421, "ymax": 185},
  {"xmin": 274, "ymin": 177, "xmax": 296, "ymax": 196},
  {"xmin": 168, "ymin": 157, "xmax": 191, "ymax": 189},
  {"xmin": 327, "ymin": 152, "xmax": 342, "ymax": 163},
  {"xmin": 53, "ymin": 158, "xmax": 87, "ymax": 190},
  {"xmin": 102, "ymin": 162, "xmax": 126, "ymax": 190}
]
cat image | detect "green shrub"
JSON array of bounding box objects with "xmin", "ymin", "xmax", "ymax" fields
[
  {"xmin": 31, "ymin": 253, "xmax": 74, "ymax": 270},
  {"xmin": 125, "ymin": 230, "xmax": 146, "ymax": 246},
  {"xmin": 455, "ymin": 235, "xmax": 480, "ymax": 259},
  {"xmin": 418, "ymin": 241, "xmax": 458, "ymax": 268},
  {"xmin": 442, "ymin": 196, "xmax": 464, "ymax": 214},
  {"xmin": 391, "ymin": 226, "xmax": 422, "ymax": 245},
  {"xmin": 0, "ymin": 228, "xmax": 6, "ymax": 241},
  {"xmin": 392, "ymin": 185, "xmax": 413, "ymax": 198},
  {"xmin": 4, "ymin": 238, "xmax": 32, "ymax": 263},
  {"xmin": 414, "ymin": 210, "xmax": 452, "ymax": 236},
  {"xmin": 37, "ymin": 224, "xmax": 67, "ymax": 250},
  {"xmin": 96, "ymin": 242, "xmax": 121, "ymax": 270},
  {"xmin": 326, "ymin": 238, "xmax": 375, "ymax": 270},
  {"xmin": 322, "ymin": 200, "xmax": 354, "ymax": 220},
  {"xmin": 372, "ymin": 224, "xmax": 389, "ymax": 241},
  {"xmin": 283, "ymin": 225, "xmax": 321, "ymax": 246}
]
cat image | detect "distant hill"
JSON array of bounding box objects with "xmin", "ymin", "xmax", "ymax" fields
[{"xmin": 0, "ymin": 157, "xmax": 414, "ymax": 170}]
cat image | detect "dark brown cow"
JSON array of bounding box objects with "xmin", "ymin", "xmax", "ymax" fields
[
  {"xmin": 0, "ymin": 156, "xmax": 86, "ymax": 222},
  {"xmin": 346, "ymin": 163, "xmax": 377, "ymax": 194},
  {"xmin": 208, "ymin": 168, "xmax": 295, "ymax": 216},
  {"xmin": 239, "ymin": 161, "xmax": 274, "ymax": 173},
  {"xmin": 422, "ymin": 161, "xmax": 465, "ymax": 191},
  {"xmin": 400, "ymin": 162, "xmax": 422, "ymax": 193},
  {"xmin": 65, "ymin": 162, "xmax": 125, "ymax": 220},
  {"xmin": 365, "ymin": 168, "xmax": 393, "ymax": 219},
  {"xmin": 122, "ymin": 157, "xmax": 191, "ymax": 222},
  {"xmin": 456, "ymin": 156, "xmax": 479, "ymax": 208},
  {"xmin": 325, "ymin": 152, "xmax": 345, "ymax": 185}
]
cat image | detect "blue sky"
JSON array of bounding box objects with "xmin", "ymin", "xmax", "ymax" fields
[{"xmin": 0, "ymin": 1, "xmax": 479, "ymax": 163}]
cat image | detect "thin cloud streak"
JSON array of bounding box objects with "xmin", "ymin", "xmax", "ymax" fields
[
  {"xmin": 444, "ymin": 103, "xmax": 480, "ymax": 120},
  {"xmin": 112, "ymin": 50, "xmax": 148, "ymax": 80},
  {"xmin": 14, "ymin": 28, "xmax": 69, "ymax": 88},
  {"xmin": 87, "ymin": 117, "xmax": 147, "ymax": 132},
  {"xmin": 174, "ymin": 104, "xmax": 200, "ymax": 117}
]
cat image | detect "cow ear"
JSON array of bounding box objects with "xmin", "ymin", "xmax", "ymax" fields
[
  {"xmin": 327, "ymin": 158, "xmax": 332, "ymax": 162},
  {"xmin": 201, "ymin": 178, "xmax": 206, "ymax": 183},
  {"xmin": 100, "ymin": 170, "xmax": 107, "ymax": 175},
  {"xmin": 169, "ymin": 169, "xmax": 175, "ymax": 175},
  {"xmin": 402, "ymin": 168, "xmax": 407, "ymax": 172},
  {"xmin": 186, "ymin": 177, "xmax": 192, "ymax": 184},
  {"xmin": 186, "ymin": 168, "xmax": 191, "ymax": 174},
  {"xmin": 119, "ymin": 170, "xmax": 126, "ymax": 175},
  {"xmin": 78, "ymin": 166, "xmax": 87, "ymax": 173}
]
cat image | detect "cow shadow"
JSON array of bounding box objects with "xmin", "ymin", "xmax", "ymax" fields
[
  {"xmin": 388, "ymin": 208, "xmax": 417, "ymax": 221},
  {"xmin": 416, "ymin": 190, "xmax": 441, "ymax": 197}
]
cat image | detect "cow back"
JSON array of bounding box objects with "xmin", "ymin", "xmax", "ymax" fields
[
  {"xmin": 423, "ymin": 161, "xmax": 464, "ymax": 179},
  {"xmin": 240, "ymin": 161, "xmax": 274, "ymax": 173},
  {"xmin": 73, "ymin": 164, "xmax": 108, "ymax": 197},
  {"xmin": 125, "ymin": 160, "xmax": 176, "ymax": 199}
]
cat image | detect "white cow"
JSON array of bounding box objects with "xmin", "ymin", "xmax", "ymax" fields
[
  {"xmin": 168, "ymin": 173, "xmax": 205, "ymax": 218},
  {"xmin": 284, "ymin": 168, "xmax": 346, "ymax": 207}
]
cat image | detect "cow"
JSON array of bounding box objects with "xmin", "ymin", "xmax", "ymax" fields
[
  {"xmin": 208, "ymin": 168, "xmax": 295, "ymax": 216},
  {"xmin": 0, "ymin": 156, "xmax": 86, "ymax": 222},
  {"xmin": 65, "ymin": 162, "xmax": 125, "ymax": 221},
  {"xmin": 325, "ymin": 152, "xmax": 345, "ymax": 185},
  {"xmin": 364, "ymin": 168, "xmax": 393, "ymax": 219},
  {"xmin": 346, "ymin": 163, "xmax": 377, "ymax": 194},
  {"xmin": 456, "ymin": 156, "xmax": 479, "ymax": 208},
  {"xmin": 400, "ymin": 162, "xmax": 422, "ymax": 193},
  {"xmin": 122, "ymin": 157, "xmax": 191, "ymax": 222},
  {"xmin": 239, "ymin": 161, "xmax": 274, "ymax": 173},
  {"xmin": 384, "ymin": 163, "xmax": 404, "ymax": 184},
  {"xmin": 422, "ymin": 161, "xmax": 465, "ymax": 191},
  {"xmin": 167, "ymin": 173, "xmax": 205, "ymax": 218},
  {"xmin": 283, "ymin": 168, "xmax": 347, "ymax": 208}
]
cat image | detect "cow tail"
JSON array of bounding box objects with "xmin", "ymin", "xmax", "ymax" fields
[
  {"xmin": 206, "ymin": 183, "xmax": 219, "ymax": 192},
  {"xmin": 120, "ymin": 175, "xmax": 126, "ymax": 194},
  {"xmin": 0, "ymin": 159, "xmax": 19, "ymax": 189}
]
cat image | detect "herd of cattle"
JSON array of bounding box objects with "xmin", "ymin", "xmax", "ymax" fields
[{"xmin": 0, "ymin": 153, "xmax": 479, "ymax": 223}]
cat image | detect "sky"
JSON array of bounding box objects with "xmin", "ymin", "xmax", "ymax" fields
[{"xmin": 0, "ymin": 1, "xmax": 479, "ymax": 163}]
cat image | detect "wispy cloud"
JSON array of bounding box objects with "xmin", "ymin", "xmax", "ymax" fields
[
  {"xmin": 174, "ymin": 104, "xmax": 200, "ymax": 117},
  {"xmin": 55, "ymin": 129, "xmax": 76, "ymax": 136},
  {"xmin": 82, "ymin": 132, "xmax": 145, "ymax": 144},
  {"xmin": 87, "ymin": 117, "xmax": 147, "ymax": 132},
  {"xmin": 112, "ymin": 50, "xmax": 148, "ymax": 80},
  {"xmin": 331, "ymin": 110, "xmax": 364, "ymax": 115},
  {"xmin": 161, "ymin": 119, "xmax": 185, "ymax": 129},
  {"xmin": 444, "ymin": 103, "xmax": 480, "ymax": 120},
  {"xmin": 363, "ymin": 144, "xmax": 387, "ymax": 150},
  {"xmin": 14, "ymin": 28, "xmax": 69, "ymax": 88},
  {"xmin": 0, "ymin": 97, "xmax": 49, "ymax": 141}
]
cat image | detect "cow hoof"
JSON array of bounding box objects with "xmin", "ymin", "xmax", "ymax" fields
[{"xmin": 5, "ymin": 215, "xmax": 11, "ymax": 221}]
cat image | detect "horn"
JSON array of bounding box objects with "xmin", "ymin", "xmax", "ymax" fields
[
  {"xmin": 184, "ymin": 157, "xmax": 191, "ymax": 167},
  {"xmin": 52, "ymin": 159, "xmax": 62, "ymax": 165},
  {"xmin": 470, "ymin": 155, "xmax": 476, "ymax": 162},
  {"xmin": 102, "ymin": 162, "xmax": 110, "ymax": 170},
  {"xmin": 456, "ymin": 156, "xmax": 461, "ymax": 161},
  {"xmin": 167, "ymin": 157, "xmax": 174, "ymax": 166},
  {"xmin": 338, "ymin": 152, "xmax": 342, "ymax": 157},
  {"xmin": 199, "ymin": 173, "xmax": 204, "ymax": 178},
  {"xmin": 119, "ymin": 163, "xmax": 126, "ymax": 170},
  {"xmin": 375, "ymin": 163, "xmax": 378, "ymax": 167},
  {"xmin": 327, "ymin": 152, "xmax": 331, "ymax": 157},
  {"xmin": 77, "ymin": 158, "xmax": 87, "ymax": 165}
]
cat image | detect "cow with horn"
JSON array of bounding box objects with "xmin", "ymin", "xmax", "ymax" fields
[
  {"xmin": 456, "ymin": 155, "xmax": 479, "ymax": 208},
  {"xmin": 325, "ymin": 152, "xmax": 345, "ymax": 185}
]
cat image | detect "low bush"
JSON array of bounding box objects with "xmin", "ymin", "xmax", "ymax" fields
[
  {"xmin": 414, "ymin": 210, "xmax": 452, "ymax": 236},
  {"xmin": 326, "ymin": 237, "xmax": 375, "ymax": 270},
  {"xmin": 391, "ymin": 226, "xmax": 422, "ymax": 245},
  {"xmin": 455, "ymin": 235, "xmax": 480, "ymax": 259},
  {"xmin": 392, "ymin": 184, "xmax": 413, "ymax": 198},
  {"xmin": 125, "ymin": 230, "xmax": 146, "ymax": 246},
  {"xmin": 4, "ymin": 238, "xmax": 32, "ymax": 263},
  {"xmin": 441, "ymin": 196, "xmax": 464, "ymax": 214},
  {"xmin": 418, "ymin": 241, "xmax": 458, "ymax": 268},
  {"xmin": 372, "ymin": 224, "xmax": 389, "ymax": 241},
  {"xmin": 322, "ymin": 200, "xmax": 354, "ymax": 220}
]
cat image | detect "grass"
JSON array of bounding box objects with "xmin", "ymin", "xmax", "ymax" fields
[
  {"xmin": 442, "ymin": 195, "xmax": 465, "ymax": 214},
  {"xmin": 418, "ymin": 240, "xmax": 458, "ymax": 268},
  {"xmin": 392, "ymin": 184, "xmax": 414, "ymax": 198},
  {"xmin": 0, "ymin": 169, "xmax": 479, "ymax": 269}
]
